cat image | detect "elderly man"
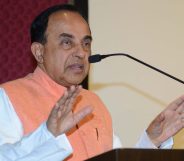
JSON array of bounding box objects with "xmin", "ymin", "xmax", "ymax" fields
[{"xmin": 0, "ymin": 4, "xmax": 184, "ymax": 161}]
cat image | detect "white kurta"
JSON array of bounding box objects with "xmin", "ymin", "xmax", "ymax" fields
[{"xmin": 0, "ymin": 88, "xmax": 173, "ymax": 161}]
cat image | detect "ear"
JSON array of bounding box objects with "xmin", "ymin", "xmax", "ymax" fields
[{"xmin": 31, "ymin": 42, "xmax": 44, "ymax": 64}]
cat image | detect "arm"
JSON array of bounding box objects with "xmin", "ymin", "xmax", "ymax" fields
[
  {"xmin": 0, "ymin": 88, "xmax": 72, "ymax": 161},
  {"xmin": 113, "ymin": 95, "xmax": 184, "ymax": 149},
  {"xmin": 112, "ymin": 131, "xmax": 173, "ymax": 149},
  {"xmin": 112, "ymin": 132, "xmax": 122, "ymax": 149},
  {"xmin": 0, "ymin": 123, "xmax": 72, "ymax": 161},
  {"xmin": 135, "ymin": 130, "xmax": 173, "ymax": 149},
  {"xmin": 0, "ymin": 86, "xmax": 93, "ymax": 161},
  {"xmin": 144, "ymin": 95, "xmax": 184, "ymax": 148}
]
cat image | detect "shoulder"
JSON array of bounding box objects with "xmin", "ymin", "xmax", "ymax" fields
[
  {"xmin": 0, "ymin": 78, "xmax": 23, "ymax": 89},
  {"xmin": 0, "ymin": 73, "xmax": 34, "ymax": 92}
]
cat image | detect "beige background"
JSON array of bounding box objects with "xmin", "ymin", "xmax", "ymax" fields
[{"xmin": 88, "ymin": 0, "xmax": 184, "ymax": 148}]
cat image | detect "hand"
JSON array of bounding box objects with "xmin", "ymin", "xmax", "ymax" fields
[
  {"xmin": 146, "ymin": 95, "xmax": 184, "ymax": 147},
  {"xmin": 46, "ymin": 85, "xmax": 93, "ymax": 137}
]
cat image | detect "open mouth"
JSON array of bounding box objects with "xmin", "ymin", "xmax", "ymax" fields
[{"xmin": 68, "ymin": 63, "xmax": 84, "ymax": 73}]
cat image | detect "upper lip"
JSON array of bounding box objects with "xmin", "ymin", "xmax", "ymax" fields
[{"xmin": 67, "ymin": 63, "xmax": 84, "ymax": 68}]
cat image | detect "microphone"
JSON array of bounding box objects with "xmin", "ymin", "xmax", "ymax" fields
[{"xmin": 88, "ymin": 53, "xmax": 184, "ymax": 85}]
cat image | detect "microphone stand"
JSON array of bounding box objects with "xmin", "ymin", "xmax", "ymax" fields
[{"xmin": 89, "ymin": 53, "xmax": 184, "ymax": 85}]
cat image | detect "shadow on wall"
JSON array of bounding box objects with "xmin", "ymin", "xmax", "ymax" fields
[{"xmin": 90, "ymin": 82, "xmax": 167, "ymax": 107}]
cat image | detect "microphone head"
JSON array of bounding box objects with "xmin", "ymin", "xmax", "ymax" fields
[{"xmin": 88, "ymin": 54, "xmax": 102, "ymax": 63}]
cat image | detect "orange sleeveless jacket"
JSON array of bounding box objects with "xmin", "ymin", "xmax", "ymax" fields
[{"xmin": 1, "ymin": 67, "xmax": 112, "ymax": 160}]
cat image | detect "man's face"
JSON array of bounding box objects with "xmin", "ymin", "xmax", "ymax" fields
[{"xmin": 40, "ymin": 11, "xmax": 92, "ymax": 87}]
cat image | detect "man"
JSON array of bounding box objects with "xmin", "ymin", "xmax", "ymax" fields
[{"xmin": 0, "ymin": 4, "xmax": 184, "ymax": 161}]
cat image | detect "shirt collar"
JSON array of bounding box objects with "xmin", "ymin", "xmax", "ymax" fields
[{"xmin": 31, "ymin": 66, "xmax": 66, "ymax": 95}]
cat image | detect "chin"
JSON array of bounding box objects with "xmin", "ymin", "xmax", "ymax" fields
[
  {"xmin": 70, "ymin": 78, "xmax": 85, "ymax": 86},
  {"xmin": 70, "ymin": 74, "xmax": 86, "ymax": 83}
]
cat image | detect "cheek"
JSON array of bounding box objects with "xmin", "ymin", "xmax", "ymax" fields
[
  {"xmin": 85, "ymin": 56, "xmax": 90, "ymax": 68},
  {"xmin": 54, "ymin": 58, "xmax": 66, "ymax": 72},
  {"xmin": 53, "ymin": 50, "xmax": 67, "ymax": 63},
  {"xmin": 85, "ymin": 63, "xmax": 90, "ymax": 73},
  {"xmin": 58, "ymin": 54, "xmax": 72, "ymax": 73}
]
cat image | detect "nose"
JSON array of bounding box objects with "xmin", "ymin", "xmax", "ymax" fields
[{"xmin": 73, "ymin": 45, "xmax": 88, "ymax": 59}]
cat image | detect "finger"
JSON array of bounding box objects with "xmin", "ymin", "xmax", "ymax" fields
[
  {"xmin": 167, "ymin": 95, "xmax": 184, "ymax": 111},
  {"xmin": 180, "ymin": 113, "xmax": 184, "ymax": 121},
  {"xmin": 67, "ymin": 85, "xmax": 81, "ymax": 100},
  {"xmin": 150, "ymin": 112, "xmax": 165, "ymax": 127},
  {"xmin": 57, "ymin": 90, "xmax": 69, "ymax": 107},
  {"xmin": 62, "ymin": 86, "xmax": 78, "ymax": 109},
  {"xmin": 156, "ymin": 113, "xmax": 165, "ymax": 123},
  {"xmin": 72, "ymin": 106, "xmax": 93, "ymax": 125},
  {"xmin": 64, "ymin": 92, "xmax": 81, "ymax": 114},
  {"xmin": 64, "ymin": 86, "xmax": 81, "ymax": 110},
  {"xmin": 67, "ymin": 85, "xmax": 77, "ymax": 99},
  {"xmin": 57, "ymin": 86, "xmax": 80, "ymax": 114},
  {"xmin": 55, "ymin": 90, "xmax": 70, "ymax": 114},
  {"xmin": 174, "ymin": 113, "xmax": 184, "ymax": 130},
  {"xmin": 48, "ymin": 103, "xmax": 60, "ymax": 119},
  {"xmin": 64, "ymin": 98, "xmax": 76, "ymax": 115},
  {"xmin": 57, "ymin": 86, "xmax": 82, "ymax": 115},
  {"xmin": 176, "ymin": 101, "xmax": 184, "ymax": 114}
]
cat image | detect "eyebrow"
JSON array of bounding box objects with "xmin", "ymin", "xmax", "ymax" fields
[
  {"xmin": 59, "ymin": 33, "xmax": 74, "ymax": 39},
  {"xmin": 59, "ymin": 33, "xmax": 92, "ymax": 41},
  {"xmin": 83, "ymin": 35, "xmax": 93, "ymax": 41}
]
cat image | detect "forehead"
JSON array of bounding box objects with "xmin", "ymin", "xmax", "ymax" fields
[{"xmin": 46, "ymin": 11, "xmax": 91, "ymax": 38}]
